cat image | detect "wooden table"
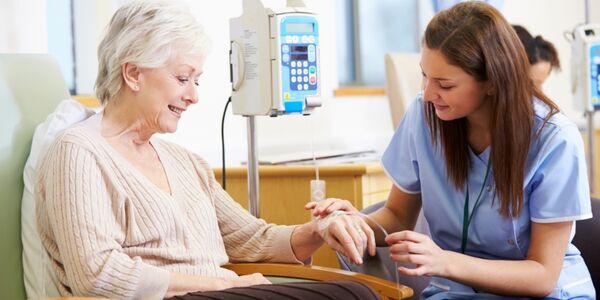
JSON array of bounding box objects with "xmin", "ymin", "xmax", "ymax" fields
[{"xmin": 213, "ymin": 163, "xmax": 392, "ymax": 268}]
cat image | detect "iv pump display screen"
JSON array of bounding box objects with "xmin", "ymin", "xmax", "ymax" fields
[{"xmin": 286, "ymin": 22, "xmax": 313, "ymax": 33}]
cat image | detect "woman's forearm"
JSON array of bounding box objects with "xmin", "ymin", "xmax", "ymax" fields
[{"xmin": 443, "ymin": 251, "xmax": 557, "ymax": 297}]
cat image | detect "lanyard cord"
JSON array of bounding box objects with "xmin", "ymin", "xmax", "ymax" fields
[{"xmin": 461, "ymin": 159, "xmax": 492, "ymax": 254}]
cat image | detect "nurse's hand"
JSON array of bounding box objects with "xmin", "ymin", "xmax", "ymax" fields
[
  {"xmin": 305, "ymin": 198, "xmax": 358, "ymax": 218},
  {"xmin": 385, "ymin": 230, "xmax": 450, "ymax": 277}
]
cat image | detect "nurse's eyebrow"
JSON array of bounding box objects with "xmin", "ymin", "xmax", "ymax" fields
[{"xmin": 419, "ymin": 63, "xmax": 452, "ymax": 81}]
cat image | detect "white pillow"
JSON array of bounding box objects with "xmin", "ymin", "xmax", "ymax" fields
[{"xmin": 21, "ymin": 99, "xmax": 96, "ymax": 299}]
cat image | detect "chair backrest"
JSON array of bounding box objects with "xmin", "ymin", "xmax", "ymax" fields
[
  {"xmin": 384, "ymin": 52, "xmax": 422, "ymax": 129},
  {"xmin": 572, "ymin": 197, "xmax": 600, "ymax": 291},
  {"xmin": 0, "ymin": 54, "xmax": 69, "ymax": 299}
]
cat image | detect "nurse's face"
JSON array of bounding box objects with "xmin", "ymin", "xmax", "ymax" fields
[
  {"xmin": 420, "ymin": 46, "xmax": 489, "ymax": 122},
  {"xmin": 136, "ymin": 53, "xmax": 204, "ymax": 133}
]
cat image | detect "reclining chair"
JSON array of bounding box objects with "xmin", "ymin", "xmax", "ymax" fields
[
  {"xmin": 572, "ymin": 197, "xmax": 600, "ymax": 291},
  {"xmin": 0, "ymin": 54, "xmax": 413, "ymax": 299}
]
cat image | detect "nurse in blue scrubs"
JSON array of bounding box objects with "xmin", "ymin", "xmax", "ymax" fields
[{"xmin": 308, "ymin": 2, "xmax": 594, "ymax": 299}]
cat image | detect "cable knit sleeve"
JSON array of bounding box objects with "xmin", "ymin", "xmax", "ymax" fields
[
  {"xmin": 37, "ymin": 137, "xmax": 169, "ymax": 299},
  {"xmin": 188, "ymin": 153, "xmax": 304, "ymax": 264}
]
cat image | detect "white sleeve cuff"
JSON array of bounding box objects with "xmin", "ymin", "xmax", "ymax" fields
[
  {"xmin": 132, "ymin": 263, "xmax": 170, "ymax": 300},
  {"xmin": 531, "ymin": 213, "xmax": 593, "ymax": 223},
  {"xmin": 269, "ymin": 225, "xmax": 310, "ymax": 265}
]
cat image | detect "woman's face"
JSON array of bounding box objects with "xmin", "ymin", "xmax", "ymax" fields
[
  {"xmin": 529, "ymin": 61, "xmax": 552, "ymax": 90},
  {"xmin": 420, "ymin": 46, "xmax": 489, "ymax": 122},
  {"xmin": 136, "ymin": 53, "xmax": 204, "ymax": 133}
]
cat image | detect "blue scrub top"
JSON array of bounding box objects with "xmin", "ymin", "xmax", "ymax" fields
[{"xmin": 381, "ymin": 95, "xmax": 594, "ymax": 299}]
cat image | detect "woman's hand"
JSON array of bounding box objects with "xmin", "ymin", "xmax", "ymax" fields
[
  {"xmin": 166, "ymin": 272, "xmax": 271, "ymax": 297},
  {"xmin": 305, "ymin": 198, "xmax": 376, "ymax": 264},
  {"xmin": 229, "ymin": 273, "xmax": 271, "ymax": 288},
  {"xmin": 385, "ymin": 230, "xmax": 450, "ymax": 277}
]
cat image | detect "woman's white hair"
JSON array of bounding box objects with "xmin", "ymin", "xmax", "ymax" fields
[{"xmin": 95, "ymin": 0, "xmax": 211, "ymax": 104}]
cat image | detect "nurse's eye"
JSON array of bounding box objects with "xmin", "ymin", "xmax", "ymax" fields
[
  {"xmin": 439, "ymin": 82, "xmax": 455, "ymax": 90},
  {"xmin": 177, "ymin": 76, "xmax": 189, "ymax": 84},
  {"xmin": 194, "ymin": 80, "xmax": 199, "ymax": 86}
]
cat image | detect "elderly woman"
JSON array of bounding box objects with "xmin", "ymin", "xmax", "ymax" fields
[{"xmin": 36, "ymin": 1, "xmax": 375, "ymax": 299}]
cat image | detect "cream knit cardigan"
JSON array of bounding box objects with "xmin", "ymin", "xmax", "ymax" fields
[{"xmin": 36, "ymin": 113, "xmax": 301, "ymax": 299}]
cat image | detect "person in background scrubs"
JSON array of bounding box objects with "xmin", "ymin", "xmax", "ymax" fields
[
  {"xmin": 512, "ymin": 25, "xmax": 561, "ymax": 89},
  {"xmin": 307, "ymin": 2, "xmax": 594, "ymax": 299}
]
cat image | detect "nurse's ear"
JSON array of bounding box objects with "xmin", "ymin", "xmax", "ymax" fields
[
  {"xmin": 484, "ymin": 81, "xmax": 495, "ymax": 96},
  {"xmin": 122, "ymin": 62, "xmax": 141, "ymax": 92}
]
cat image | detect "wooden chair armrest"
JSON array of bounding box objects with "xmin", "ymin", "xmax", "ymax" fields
[
  {"xmin": 49, "ymin": 297, "xmax": 106, "ymax": 300},
  {"xmin": 224, "ymin": 263, "xmax": 413, "ymax": 300}
]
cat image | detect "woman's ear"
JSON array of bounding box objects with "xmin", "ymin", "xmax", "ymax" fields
[{"xmin": 122, "ymin": 63, "xmax": 141, "ymax": 92}]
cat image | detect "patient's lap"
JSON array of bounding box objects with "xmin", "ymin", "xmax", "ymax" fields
[{"xmin": 167, "ymin": 280, "xmax": 380, "ymax": 300}]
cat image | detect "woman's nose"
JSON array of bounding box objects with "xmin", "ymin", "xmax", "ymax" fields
[
  {"xmin": 421, "ymin": 78, "xmax": 438, "ymax": 102},
  {"xmin": 184, "ymin": 84, "xmax": 199, "ymax": 104}
]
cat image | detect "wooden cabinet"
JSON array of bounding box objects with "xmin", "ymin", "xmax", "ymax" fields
[{"xmin": 213, "ymin": 163, "xmax": 392, "ymax": 268}]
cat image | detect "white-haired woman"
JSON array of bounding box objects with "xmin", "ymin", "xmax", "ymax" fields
[{"xmin": 36, "ymin": 1, "xmax": 376, "ymax": 299}]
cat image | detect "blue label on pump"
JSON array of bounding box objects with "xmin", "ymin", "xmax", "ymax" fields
[
  {"xmin": 279, "ymin": 15, "xmax": 319, "ymax": 113},
  {"xmin": 591, "ymin": 44, "xmax": 600, "ymax": 110}
]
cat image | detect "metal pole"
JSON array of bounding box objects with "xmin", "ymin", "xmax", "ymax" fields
[
  {"xmin": 585, "ymin": 0, "xmax": 590, "ymax": 24},
  {"xmin": 584, "ymin": 0, "xmax": 595, "ymax": 194},
  {"xmin": 351, "ymin": 0, "xmax": 362, "ymax": 84},
  {"xmin": 587, "ymin": 111, "xmax": 595, "ymax": 194},
  {"xmin": 246, "ymin": 116, "xmax": 260, "ymax": 217}
]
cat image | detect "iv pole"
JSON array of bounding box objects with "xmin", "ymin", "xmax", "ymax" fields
[
  {"xmin": 246, "ymin": 116, "xmax": 260, "ymax": 217},
  {"xmin": 584, "ymin": 0, "xmax": 596, "ymax": 194}
]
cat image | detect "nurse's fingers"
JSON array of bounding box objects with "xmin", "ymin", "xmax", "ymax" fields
[
  {"xmin": 389, "ymin": 241, "xmax": 424, "ymax": 255},
  {"xmin": 385, "ymin": 230, "xmax": 429, "ymax": 245},
  {"xmin": 307, "ymin": 198, "xmax": 357, "ymax": 217},
  {"xmin": 397, "ymin": 265, "xmax": 428, "ymax": 277},
  {"xmin": 304, "ymin": 201, "xmax": 318, "ymax": 210},
  {"xmin": 390, "ymin": 253, "xmax": 427, "ymax": 266}
]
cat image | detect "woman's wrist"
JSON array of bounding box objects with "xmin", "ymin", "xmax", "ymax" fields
[
  {"xmin": 166, "ymin": 272, "xmax": 231, "ymax": 297},
  {"xmin": 290, "ymin": 222, "xmax": 324, "ymax": 261}
]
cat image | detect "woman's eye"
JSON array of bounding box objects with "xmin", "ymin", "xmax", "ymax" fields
[
  {"xmin": 177, "ymin": 77, "xmax": 189, "ymax": 84},
  {"xmin": 194, "ymin": 80, "xmax": 199, "ymax": 86},
  {"xmin": 439, "ymin": 85, "xmax": 454, "ymax": 90}
]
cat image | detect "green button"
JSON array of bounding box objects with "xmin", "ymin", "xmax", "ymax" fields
[{"xmin": 309, "ymin": 66, "xmax": 316, "ymax": 74}]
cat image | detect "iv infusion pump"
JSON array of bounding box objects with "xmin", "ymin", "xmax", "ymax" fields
[
  {"xmin": 229, "ymin": 0, "xmax": 321, "ymax": 116},
  {"xmin": 571, "ymin": 24, "xmax": 600, "ymax": 111}
]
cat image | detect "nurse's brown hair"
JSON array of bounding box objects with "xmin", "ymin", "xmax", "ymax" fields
[{"xmin": 423, "ymin": 2, "xmax": 559, "ymax": 217}]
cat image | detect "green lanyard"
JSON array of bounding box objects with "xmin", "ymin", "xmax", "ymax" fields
[{"xmin": 461, "ymin": 159, "xmax": 492, "ymax": 254}]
